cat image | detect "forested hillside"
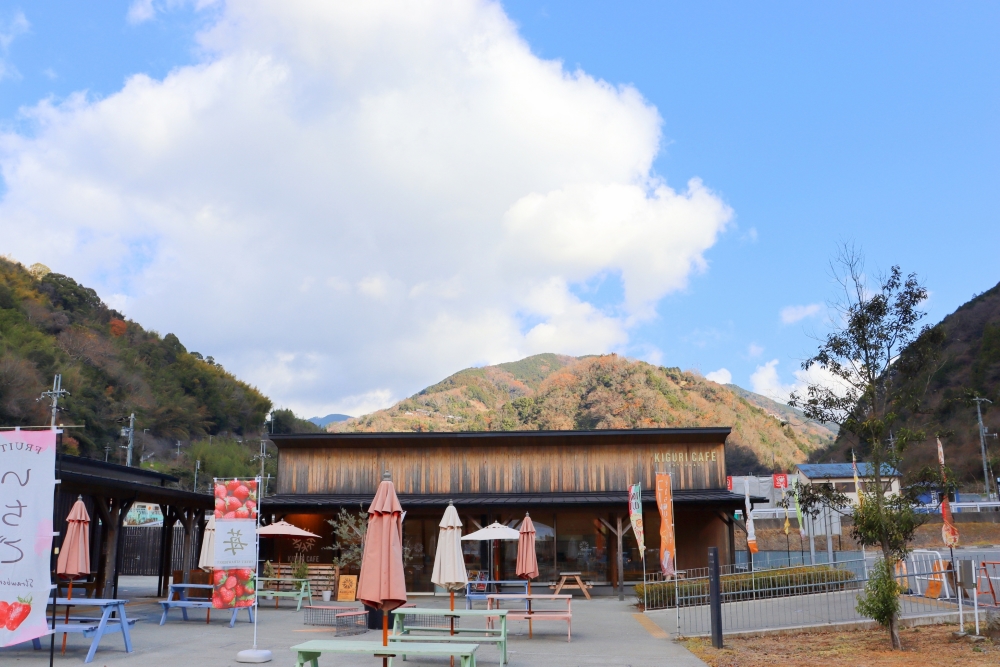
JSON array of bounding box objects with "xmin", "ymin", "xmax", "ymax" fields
[
  {"xmin": 0, "ymin": 257, "xmax": 272, "ymax": 458},
  {"xmin": 815, "ymin": 280, "xmax": 1000, "ymax": 488},
  {"xmin": 331, "ymin": 353, "xmax": 838, "ymax": 473}
]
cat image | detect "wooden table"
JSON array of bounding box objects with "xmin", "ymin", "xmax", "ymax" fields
[
  {"xmin": 291, "ymin": 639, "xmax": 478, "ymax": 667},
  {"xmin": 551, "ymin": 572, "xmax": 593, "ymax": 599},
  {"xmin": 257, "ymin": 576, "xmax": 313, "ymax": 610},
  {"xmin": 486, "ymin": 594, "xmax": 572, "ymax": 642},
  {"xmin": 159, "ymin": 583, "xmax": 254, "ymax": 628},
  {"xmin": 50, "ymin": 597, "xmax": 135, "ymax": 664},
  {"xmin": 391, "ymin": 607, "xmax": 508, "ymax": 665}
]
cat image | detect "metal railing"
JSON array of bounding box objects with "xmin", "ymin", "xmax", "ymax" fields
[{"xmin": 642, "ymin": 556, "xmax": 985, "ymax": 637}]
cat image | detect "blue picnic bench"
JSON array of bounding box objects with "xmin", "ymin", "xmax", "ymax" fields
[{"xmin": 159, "ymin": 583, "xmax": 254, "ymax": 628}]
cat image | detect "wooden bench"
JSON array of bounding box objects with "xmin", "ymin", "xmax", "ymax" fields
[
  {"xmin": 159, "ymin": 583, "xmax": 254, "ymax": 628},
  {"xmin": 291, "ymin": 639, "xmax": 478, "ymax": 667},
  {"xmin": 50, "ymin": 597, "xmax": 134, "ymax": 664},
  {"xmin": 487, "ymin": 594, "xmax": 572, "ymax": 642},
  {"xmin": 550, "ymin": 572, "xmax": 593, "ymax": 599},
  {"xmin": 391, "ymin": 608, "xmax": 508, "ymax": 665}
]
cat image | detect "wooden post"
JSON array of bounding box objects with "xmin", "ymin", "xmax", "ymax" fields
[
  {"xmin": 600, "ymin": 516, "xmax": 631, "ymax": 602},
  {"xmin": 93, "ymin": 497, "xmax": 134, "ymax": 599},
  {"xmin": 179, "ymin": 508, "xmax": 195, "ymax": 584}
]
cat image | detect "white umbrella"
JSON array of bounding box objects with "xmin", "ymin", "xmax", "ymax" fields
[
  {"xmin": 461, "ymin": 522, "xmax": 520, "ymax": 541},
  {"xmin": 199, "ymin": 514, "xmax": 216, "ymax": 571},
  {"xmin": 432, "ymin": 503, "xmax": 468, "ymax": 597},
  {"xmin": 462, "ymin": 522, "xmax": 520, "ymax": 582}
]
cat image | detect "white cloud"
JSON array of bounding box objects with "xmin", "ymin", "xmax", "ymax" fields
[
  {"xmin": 747, "ymin": 343, "xmax": 764, "ymax": 358},
  {"xmin": 750, "ymin": 358, "xmax": 847, "ymax": 405},
  {"xmin": 780, "ymin": 303, "xmax": 822, "ymax": 324},
  {"xmin": 0, "ymin": 0, "xmax": 732, "ymax": 415},
  {"xmin": 705, "ymin": 368, "xmax": 731, "ymax": 385},
  {"xmin": 0, "ymin": 11, "xmax": 29, "ymax": 82},
  {"xmin": 127, "ymin": 0, "xmax": 158, "ymax": 24}
]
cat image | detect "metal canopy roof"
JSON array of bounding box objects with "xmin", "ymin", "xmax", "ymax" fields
[
  {"xmin": 796, "ymin": 463, "xmax": 900, "ymax": 479},
  {"xmin": 261, "ymin": 488, "xmax": 754, "ymax": 511}
]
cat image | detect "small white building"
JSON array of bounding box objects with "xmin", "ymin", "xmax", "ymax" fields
[{"xmin": 796, "ymin": 463, "xmax": 901, "ymax": 505}]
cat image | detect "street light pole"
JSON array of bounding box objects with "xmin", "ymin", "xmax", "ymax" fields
[{"xmin": 974, "ymin": 397, "xmax": 993, "ymax": 499}]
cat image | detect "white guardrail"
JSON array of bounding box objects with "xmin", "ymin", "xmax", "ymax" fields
[{"xmin": 749, "ymin": 501, "xmax": 1000, "ymax": 520}]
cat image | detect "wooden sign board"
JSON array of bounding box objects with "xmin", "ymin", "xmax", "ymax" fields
[{"xmin": 337, "ymin": 575, "xmax": 358, "ymax": 602}]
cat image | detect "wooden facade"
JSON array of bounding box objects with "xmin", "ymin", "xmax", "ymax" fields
[{"xmin": 274, "ymin": 428, "xmax": 729, "ymax": 496}]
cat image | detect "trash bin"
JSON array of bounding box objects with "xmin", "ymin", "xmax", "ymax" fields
[{"xmin": 364, "ymin": 604, "xmax": 382, "ymax": 630}]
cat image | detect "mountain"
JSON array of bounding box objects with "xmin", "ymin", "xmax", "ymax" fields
[
  {"xmin": 0, "ymin": 257, "xmax": 271, "ymax": 458},
  {"xmin": 308, "ymin": 413, "xmax": 353, "ymax": 427},
  {"xmin": 813, "ymin": 280, "xmax": 1000, "ymax": 487},
  {"xmin": 330, "ymin": 353, "xmax": 838, "ymax": 472},
  {"xmin": 725, "ymin": 384, "xmax": 839, "ymax": 444}
]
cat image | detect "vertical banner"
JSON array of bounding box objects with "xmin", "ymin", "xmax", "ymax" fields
[
  {"xmin": 936, "ymin": 439, "xmax": 959, "ymax": 548},
  {"xmin": 213, "ymin": 478, "xmax": 259, "ymax": 609},
  {"xmin": 628, "ymin": 483, "xmax": 645, "ymax": 556},
  {"xmin": 744, "ymin": 479, "xmax": 758, "ymax": 554},
  {"xmin": 655, "ymin": 473, "xmax": 675, "ymax": 577},
  {"xmin": 0, "ymin": 429, "xmax": 56, "ymax": 647}
]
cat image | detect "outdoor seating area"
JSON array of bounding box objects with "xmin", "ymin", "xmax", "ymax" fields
[
  {"xmin": 257, "ymin": 576, "xmax": 314, "ymax": 610},
  {"xmin": 158, "ymin": 582, "xmax": 255, "ymax": 627}
]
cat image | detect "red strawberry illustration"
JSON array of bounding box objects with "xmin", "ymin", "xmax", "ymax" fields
[
  {"xmin": 225, "ymin": 576, "xmax": 238, "ymax": 589},
  {"xmin": 0, "ymin": 601, "xmax": 9, "ymax": 626},
  {"xmin": 223, "ymin": 511, "xmax": 236, "ymax": 519},
  {"xmin": 244, "ymin": 499, "xmax": 257, "ymax": 511},
  {"xmin": 214, "ymin": 484, "xmax": 228, "ymax": 499},
  {"xmin": 234, "ymin": 507, "xmax": 250, "ymax": 520},
  {"xmin": 246, "ymin": 479, "xmax": 257, "ymax": 490},
  {"xmin": 250, "ymin": 510, "xmax": 258, "ymax": 520},
  {"xmin": 235, "ymin": 568, "xmax": 254, "ymax": 581},
  {"xmin": 233, "ymin": 485, "xmax": 250, "ymax": 501},
  {"xmin": 219, "ymin": 586, "xmax": 235, "ymax": 605},
  {"xmin": 213, "ymin": 570, "xmax": 227, "ymax": 586},
  {"xmin": 214, "ymin": 509, "xmax": 224, "ymax": 518},
  {"xmin": 215, "ymin": 497, "xmax": 226, "ymax": 512},
  {"xmin": 6, "ymin": 596, "xmax": 31, "ymax": 630},
  {"xmin": 242, "ymin": 580, "xmax": 255, "ymax": 595},
  {"xmin": 225, "ymin": 496, "xmax": 243, "ymax": 512},
  {"xmin": 226, "ymin": 479, "xmax": 241, "ymax": 493}
]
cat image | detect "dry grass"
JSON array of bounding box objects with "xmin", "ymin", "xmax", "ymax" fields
[{"xmin": 684, "ymin": 624, "xmax": 997, "ymax": 667}]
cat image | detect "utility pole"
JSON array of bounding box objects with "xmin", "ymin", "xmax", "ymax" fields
[
  {"xmin": 104, "ymin": 444, "xmax": 111, "ymax": 462},
  {"xmin": 194, "ymin": 460, "xmax": 200, "ymax": 493},
  {"xmin": 974, "ymin": 398, "xmax": 993, "ymax": 499},
  {"xmin": 253, "ymin": 438, "xmax": 271, "ymax": 498},
  {"xmin": 120, "ymin": 413, "xmax": 136, "ymax": 467},
  {"xmin": 39, "ymin": 374, "xmax": 70, "ymax": 428}
]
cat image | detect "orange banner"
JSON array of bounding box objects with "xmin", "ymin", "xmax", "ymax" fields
[{"xmin": 655, "ymin": 473, "xmax": 675, "ymax": 577}]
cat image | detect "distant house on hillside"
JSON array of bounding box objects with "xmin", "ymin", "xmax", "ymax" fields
[{"xmin": 796, "ymin": 463, "xmax": 901, "ymax": 504}]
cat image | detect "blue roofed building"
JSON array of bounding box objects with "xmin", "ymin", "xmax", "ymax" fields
[{"xmin": 795, "ymin": 462, "xmax": 901, "ymax": 504}]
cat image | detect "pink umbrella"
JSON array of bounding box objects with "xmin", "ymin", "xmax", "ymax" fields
[
  {"xmin": 515, "ymin": 514, "xmax": 539, "ymax": 638},
  {"xmin": 56, "ymin": 497, "xmax": 91, "ymax": 653},
  {"xmin": 357, "ymin": 472, "xmax": 407, "ymax": 662}
]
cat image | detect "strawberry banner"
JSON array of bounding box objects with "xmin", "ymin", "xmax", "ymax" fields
[
  {"xmin": 212, "ymin": 478, "xmax": 259, "ymax": 609},
  {"xmin": 0, "ymin": 428, "xmax": 56, "ymax": 647}
]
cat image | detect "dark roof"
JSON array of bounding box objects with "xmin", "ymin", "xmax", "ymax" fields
[
  {"xmin": 58, "ymin": 454, "xmax": 179, "ymax": 485},
  {"xmin": 268, "ymin": 427, "xmax": 732, "ymax": 450},
  {"xmin": 796, "ymin": 463, "xmax": 900, "ymax": 479},
  {"xmin": 59, "ymin": 469, "xmax": 214, "ymax": 508},
  {"xmin": 261, "ymin": 488, "xmax": 755, "ymax": 511}
]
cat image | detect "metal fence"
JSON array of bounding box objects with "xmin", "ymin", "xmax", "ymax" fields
[{"xmin": 643, "ymin": 554, "xmax": 988, "ymax": 637}]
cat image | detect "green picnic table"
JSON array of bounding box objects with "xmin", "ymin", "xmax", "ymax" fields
[
  {"xmin": 257, "ymin": 577, "xmax": 313, "ymax": 611},
  {"xmin": 391, "ymin": 608, "xmax": 508, "ymax": 665},
  {"xmin": 290, "ymin": 639, "xmax": 478, "ymax": 667}
]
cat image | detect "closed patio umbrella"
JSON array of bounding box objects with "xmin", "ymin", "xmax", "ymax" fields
[
  {"xmin": 515, "ymin": 514, "xmax": 539, "ymax": 638},
  {"xmin": 56, "ymin": 497, "xmax": 90, "ymax": 653},
  {"xmin": 431, "ymin": 503, "xmax": 467, "ymax": 664},
  {"xmin": 199, "ymin": 514, "xmax": 216, "ymax": 571},
  {"xmin": 357, "ymin": 471, "xmax": 407, "ymax": 662}
]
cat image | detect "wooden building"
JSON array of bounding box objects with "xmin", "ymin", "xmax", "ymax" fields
[{"xmin": 262, "ymin": 428, "xmax": 750, "ymax": 592}]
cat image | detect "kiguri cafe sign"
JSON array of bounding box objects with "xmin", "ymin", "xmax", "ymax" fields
[{"xmin": 653, "ymin": 449, "xmax": 718, "ymax": 463}]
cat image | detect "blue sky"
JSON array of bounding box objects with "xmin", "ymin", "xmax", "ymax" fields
[{"xmin": 1, "ymin": 1, "xmax": 998, "ymax": 414}]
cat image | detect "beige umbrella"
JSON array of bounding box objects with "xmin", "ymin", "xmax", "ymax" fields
[
  {"xmin": 431, "ymin": 502, "xmax": 467, "ymax": 663},
  {"xmin": 56, "ymin": 497, "xmax": 90, "ymax": 653},
  {"xmin": 357, "ymin": 472, "xmax": 407, "ymax": 663},
  {"xmin": 257, "ymin": 520, "xmax": 320, "ymax": 607},
  {"xmin": 199, "ymin": 514, "xmax": 217, "ymax": 571}
]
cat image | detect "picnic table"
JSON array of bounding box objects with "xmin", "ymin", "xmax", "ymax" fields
[
  {"xmin": 464, "ymin": 580, "xmax": 528, "ymax": 609},
  {"xmin": 391, "ymin": 607, "xmax": 508, "ymax": 665},
  {"xmin": 487, "ymin": 594, "xmax": 572, "ymax": 642},
  {"xmin": 291, "ymin": 639, "xmax": 478, "ymax": 667},
  {"xmin": 550, "ymin": 571, "xmax": 593, "ymax": 599},
  {"xmin": 158, "ymin": 583, "xmax": 254, "ymax": 628},
  {"xmin": 257, "ymin": 576, "xmax": 313, "ymax": 610},
  {"xmin": 49, "ymin": 597, "xmax": 136, "ymax": 663}
]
